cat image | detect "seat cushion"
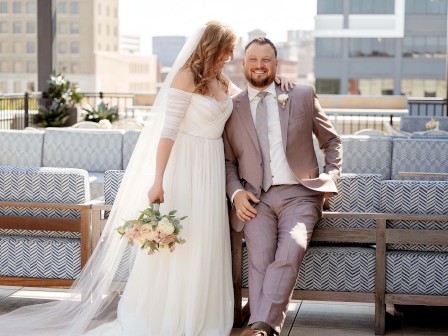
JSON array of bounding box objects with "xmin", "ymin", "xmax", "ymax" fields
[
  {"xmin": 242, "ymin": 245, "xmax": 376, "ymax": 293},
  {"xmin": 386, "ymin": 250, "xmax": 448, "ymax": 295},
  {"xmin": 0, "ymin": 235, "xmax": 81, "ymax": 279}
]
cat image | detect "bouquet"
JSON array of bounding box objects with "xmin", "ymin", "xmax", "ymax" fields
[{"xmin": 117, "ymin": 202, "xmax": 187, "ymax": 254}]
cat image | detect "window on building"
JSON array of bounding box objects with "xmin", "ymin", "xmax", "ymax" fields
[
  {"xmin": 59, "ymin": 42, "xmax": 67, "ymax": 54},
  {"xmin": 70, "ymin": 1, "xmax": 78, "ymax": 14},
  {"xmin": 59, "ymin": 22, "xmax": 68, "ymax": 34},
  {"xmin": 0, "ymin": 22, "xmax": 7, "ymax": 33},
  {"xmin": 14, "ymin": 81, "xmax": 21, "ymax": 92},
  {"xmin": 70, "ymin": 41, "xmax": 79, "ymax": 54},
  {"xmin": 26, "ymin": 21, "xmax": 35, "ymax": 33},
  {"xmin": 27, "ymin": 81, "xmax": 35, "ymax": 91},
  {"xmin": 71, "ymin": 62, "xmax": 80, "ymax": 73},
  {"xmin": 26, "ymin": 2, "xmax": 36, "ymax": 14},
  {"xmin": 71, "ymin": 22, "xmax": 79, "ymax": 34},
  {"xmin": 12, "ymin": 1, "xmax": 21, "ymax": 13},
  {"xmin": 349, "ymin": 78, "xmax": 394, "ymax": 95},
  {"xmin": 98, "ymin": 23, "xmax": 101, "ymax": 34},
  {"xmin": 406, "ymin": 0, "xmax": 448, "ymax": 14},
  {"xmin": 58, "ymin": 2, "xmax": 66, "ymax": 14},
  {"xmin": 26, "ymin": 61, "xmax": 36, "ymax": 73},
  {"xmin": 106, "ymin": 5, "xmax": 110, "ymax": 16},
  {"xmin": 317, "ymin": 0, "xmax": 343, "ymax": 14},
  {"xmin": 26, "ymin": 41, "xmax": 35, "ymax": 53},
  {"xmin": 0, "ymin": 2, "xmax": 7, "ymax": 13},
  {"xmin": 0, "ymin": 41, "xmax": 7, "ymax": 53},
  {"xmin": 350, "ymin": 38, "xmax": 395, "ymax": 57},
  {"xmin": 316, "ymin": 79, "xmax": 340, "ymax": 94},
  {"xmin": 401, "ymin": 79, "xmax": 446, "ymax": 97},
  {"xmin": 13, "ymin": 22, "xmax": 22, "ymax": 33},
  {"xmin": 13, "ymin": 41, "xmax": 21, "ymax": 53},
  {"xmin": 106, "ymin": 25, "xmax": 110, "ymax": 36},
  {"xmin": 403, "ymin": 36, "xmax": 447, "ymax": 58},
  {"xmin": 98, "ymin": 3, "xmax": 101, "ymax": 15},
  {"xmin": 0, "ymin": 81, "xmax": 7, "ymax": 93},
  {"xmin": 58, "ymin": 62, "xmax": 68, "ymax": 73},
  {"xmin": 351, "ymin": 0, "xmax": 394, "ymax": 14},
  {"xmin": 316, "ymin": 38, "xmax": 342, "ymax": 57},
  {"xmin": 0, "ymin": 61, "xmax": 7, "ymax": 72},
  {"xmin": 13, "ymin": 61, "xmax": 22, "ymax": 72}
]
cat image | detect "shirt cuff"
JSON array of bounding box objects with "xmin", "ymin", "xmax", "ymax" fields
[{"xmin": 231, "ymin": 189, "xmax": 243, "ymax": 205}]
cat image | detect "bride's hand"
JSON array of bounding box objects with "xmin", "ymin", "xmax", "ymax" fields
[
  {"xmin": 148, "ymin": 183, "xmax": 164, "ymax": 204},
  {"xmin": 274, "ymin": 76, "xmax": 295, "ymax": 92}
]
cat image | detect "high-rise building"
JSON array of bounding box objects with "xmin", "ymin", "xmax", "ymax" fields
[
  {"xmin": 0, "ymin": 0, "xmax": 159, "ymax": 94},
  {"xmin": 314, "ymin": 0, "xmax": 447, "ymax": 97},
  {"xmin": 152, "ymin": 36, "xmax": 187, "ymax": 67}
]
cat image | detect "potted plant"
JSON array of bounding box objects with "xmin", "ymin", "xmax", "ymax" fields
[
  {"xmin": 83, "ymin": 101, "xmax": 119, "ymax": 123},
  {"xmin": 33, "ymin": 72, "xmax": 83, "ymax": 127}
]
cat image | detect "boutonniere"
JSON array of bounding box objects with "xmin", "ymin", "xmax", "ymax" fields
[{"xmin": 277, "ymin": 93, "xmax": 289, "ymax": 109}]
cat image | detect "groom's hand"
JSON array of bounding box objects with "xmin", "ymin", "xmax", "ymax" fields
[{"xmin": 234, "ymin": 190, "xmax": 260, "ymax": 222}]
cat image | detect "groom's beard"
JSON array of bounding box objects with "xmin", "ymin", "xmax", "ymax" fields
[{"xmin": 244, "ymin": 67, "xmax": 276, "ymax": 88}]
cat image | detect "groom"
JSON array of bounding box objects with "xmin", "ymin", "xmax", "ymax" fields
[{"xmin": 223, "ymin": 37, "xmax": 342, "ymax": 336}]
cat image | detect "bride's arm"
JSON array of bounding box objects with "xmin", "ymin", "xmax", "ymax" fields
[
  {"xmin": 222, "ymin": 73, "xmax": 294, "ymax": 98},
  {"xmin": 148, "ymin": 71, "xmax": 194, "ymax": 204}
]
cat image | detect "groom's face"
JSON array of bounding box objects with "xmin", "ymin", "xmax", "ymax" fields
[{"xmin": 243, "ymin": 43, "xmax": 277, "ymax": 90}]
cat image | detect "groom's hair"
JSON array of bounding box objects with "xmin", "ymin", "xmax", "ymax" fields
[{"xmin": 245, "ymin": 37, "xmax": 277, "ymax": 58}]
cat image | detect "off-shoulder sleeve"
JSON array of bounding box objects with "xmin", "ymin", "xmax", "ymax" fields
[
  {"xmin": 228, "ymin": 80, "xmax": 241, "ymax": 97},
  {"xmin": 160, "ymin": 88, "xmax": 193, "ymax": 141}
]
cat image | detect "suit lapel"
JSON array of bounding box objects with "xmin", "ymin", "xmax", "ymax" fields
[
  {"xmin": 276, "ymin": 85, "xmax": 290, "ymax": 152},
  {"xmin": 235, "ymin": 90, "xmax": 261, "ymax": 155}
]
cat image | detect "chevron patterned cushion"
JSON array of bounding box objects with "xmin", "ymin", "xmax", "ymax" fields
[
  {"xmin": 0, "ymin": 166, "xmax": 90, "ymax": 238},
  {"xmin": 386, "ymin": 251, "xmax": 448, "ymax": 295},
  {"xmin": 381, "ymin": 180, "xmax": 448, "ymax": 252},
  {"xmin": 0, "ymin": 130, "xmax": 44, "ymax": 167},
  {"xmin": 113, "ymin": 245, "xmax": 135, "ymax": 282},
  {"xmin": 341, "ymin": 136, "xmax": 393, "ymax": 180},
  {"xmin": 0, "ymin": 235, "xmax": 81, "ymax": 279},
  {"xmin": 317, "ymin": 174, "xmax": 382, "ymax": 229},
  {"xmin": 104, "ymin": 170, "xmax": 125, "ymax": 205},
  {"xmin": 123, "ymin": 130, "xmax": 141, "ymax": 169},
  {"xmin": 391, "ymin": 139, "xmax": 448, "ymax": 180},
  {"xmin": 242, "ymin": 245, "xmax": 376, "ymax": 292},
  {"xmin": 43, "ymin": 128, "xmax": 124, "ymax": 172}
]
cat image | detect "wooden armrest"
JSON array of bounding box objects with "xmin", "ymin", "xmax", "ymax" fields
[{"xmin": 397, "ymin": 172, "xmax": 448, "ymax": 180}]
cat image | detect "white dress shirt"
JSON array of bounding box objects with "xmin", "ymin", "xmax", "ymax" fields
[{"xmin": 232, "ymin": 83, "xmax": 298, "ymax": 202}]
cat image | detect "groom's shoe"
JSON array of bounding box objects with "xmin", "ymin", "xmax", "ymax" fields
[{"xmin": 240, "ymin": 328, "xmax": 268, "ymax": 336}]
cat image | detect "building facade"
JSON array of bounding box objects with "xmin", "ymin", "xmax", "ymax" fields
[
  {"xmin": 314, "ymin": 0, "xmax": 447, "ymax": 97},
  {"xmin": 0, "ymin": 0, "xmax": 159, "ymax": 94}
]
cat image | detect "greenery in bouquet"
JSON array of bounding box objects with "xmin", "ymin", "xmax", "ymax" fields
[{"xmin": 117, "ymin": 203, "xmax": 187, "ymax": 254}]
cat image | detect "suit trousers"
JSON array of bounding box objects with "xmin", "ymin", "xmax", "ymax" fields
[{"xmin": 243, "ymin": 184, "xmax": 323, "ymax": 334}]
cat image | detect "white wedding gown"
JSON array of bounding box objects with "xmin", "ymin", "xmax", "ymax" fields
[{"xmin": 83, "ymin": 91, "xmax": 234, "ymax": 336}]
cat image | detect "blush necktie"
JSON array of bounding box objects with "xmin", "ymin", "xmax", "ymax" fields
[{"xmin": 255, "ymin": 91, "xmax": 273, "ymax": 192}]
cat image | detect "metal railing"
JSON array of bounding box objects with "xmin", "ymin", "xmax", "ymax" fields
[{"xmin": 1, "ymin": 93, "xmax": 447, "ymax": 133}]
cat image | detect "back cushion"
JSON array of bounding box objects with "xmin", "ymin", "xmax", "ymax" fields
[
  {"xmin": 123, "ymin": 130, "xmax": 141, "ymax": 169},
  {"xmin": 0, "ymin": 130, "xmax": 44, "ymax": 167},
  {"xmin": 341, "ymin": 135, "xmax": 393, "ymax": 180},
  {"xmin": 391, "ymin": 138, "xmax": 448, "ymax": 180},
  {"xmin": 43, "ymin": 128, "xmax": 124, "ymax": 172}
]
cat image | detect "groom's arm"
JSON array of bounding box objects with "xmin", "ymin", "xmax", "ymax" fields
[{"xmin": 223, "ymin": 126, "xmax": 244, "ymax": 200}]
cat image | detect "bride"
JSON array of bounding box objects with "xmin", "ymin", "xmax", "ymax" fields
[{"xmin": 0, "ymin": 21, "xmax": 291, "ymax": 335}]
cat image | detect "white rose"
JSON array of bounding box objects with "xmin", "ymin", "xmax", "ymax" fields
[{"xmin": 158, "ymin": 217, "xmax": 175, "ymax": 235}]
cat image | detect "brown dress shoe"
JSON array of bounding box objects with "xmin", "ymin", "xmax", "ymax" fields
[{"xmin": 239, "ymin": 327, "xmax": 268, "ymax": 336}]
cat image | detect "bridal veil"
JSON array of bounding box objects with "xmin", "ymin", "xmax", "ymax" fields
[{"xmin": 0, "ymin": 25, "xmax": 206, "ymax": 335}]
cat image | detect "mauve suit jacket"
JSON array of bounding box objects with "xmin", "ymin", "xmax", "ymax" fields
[{"xmin": 223, "ymin": 83, "xmax": 343, "ymax": 232}]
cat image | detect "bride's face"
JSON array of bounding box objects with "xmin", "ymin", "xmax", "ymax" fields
[{"xmin": 217, "ymin": 48, "xmax": 234, "ymax": 70}]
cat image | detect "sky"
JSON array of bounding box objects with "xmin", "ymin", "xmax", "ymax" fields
[{"xmin": 119, "ymin": 0, "xmax": 317, "ymax": 55}]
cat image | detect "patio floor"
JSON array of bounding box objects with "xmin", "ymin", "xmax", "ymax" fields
[{"xmin": 0, "ymin": 286, "xmax": 447, "ymax": 335}]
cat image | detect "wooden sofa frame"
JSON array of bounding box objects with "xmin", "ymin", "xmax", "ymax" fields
[
  {"xmin": 0, "ymin": 201, "xmax": 91, "ymax": 287},
  {"xmin": 231, "ymin": 211, "xmax": 448, "ymax": 335}
]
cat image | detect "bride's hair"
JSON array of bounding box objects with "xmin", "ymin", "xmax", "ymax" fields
[{"xmin": 182, "ymin": 20, "xmax": 237, "ymax": 95}]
